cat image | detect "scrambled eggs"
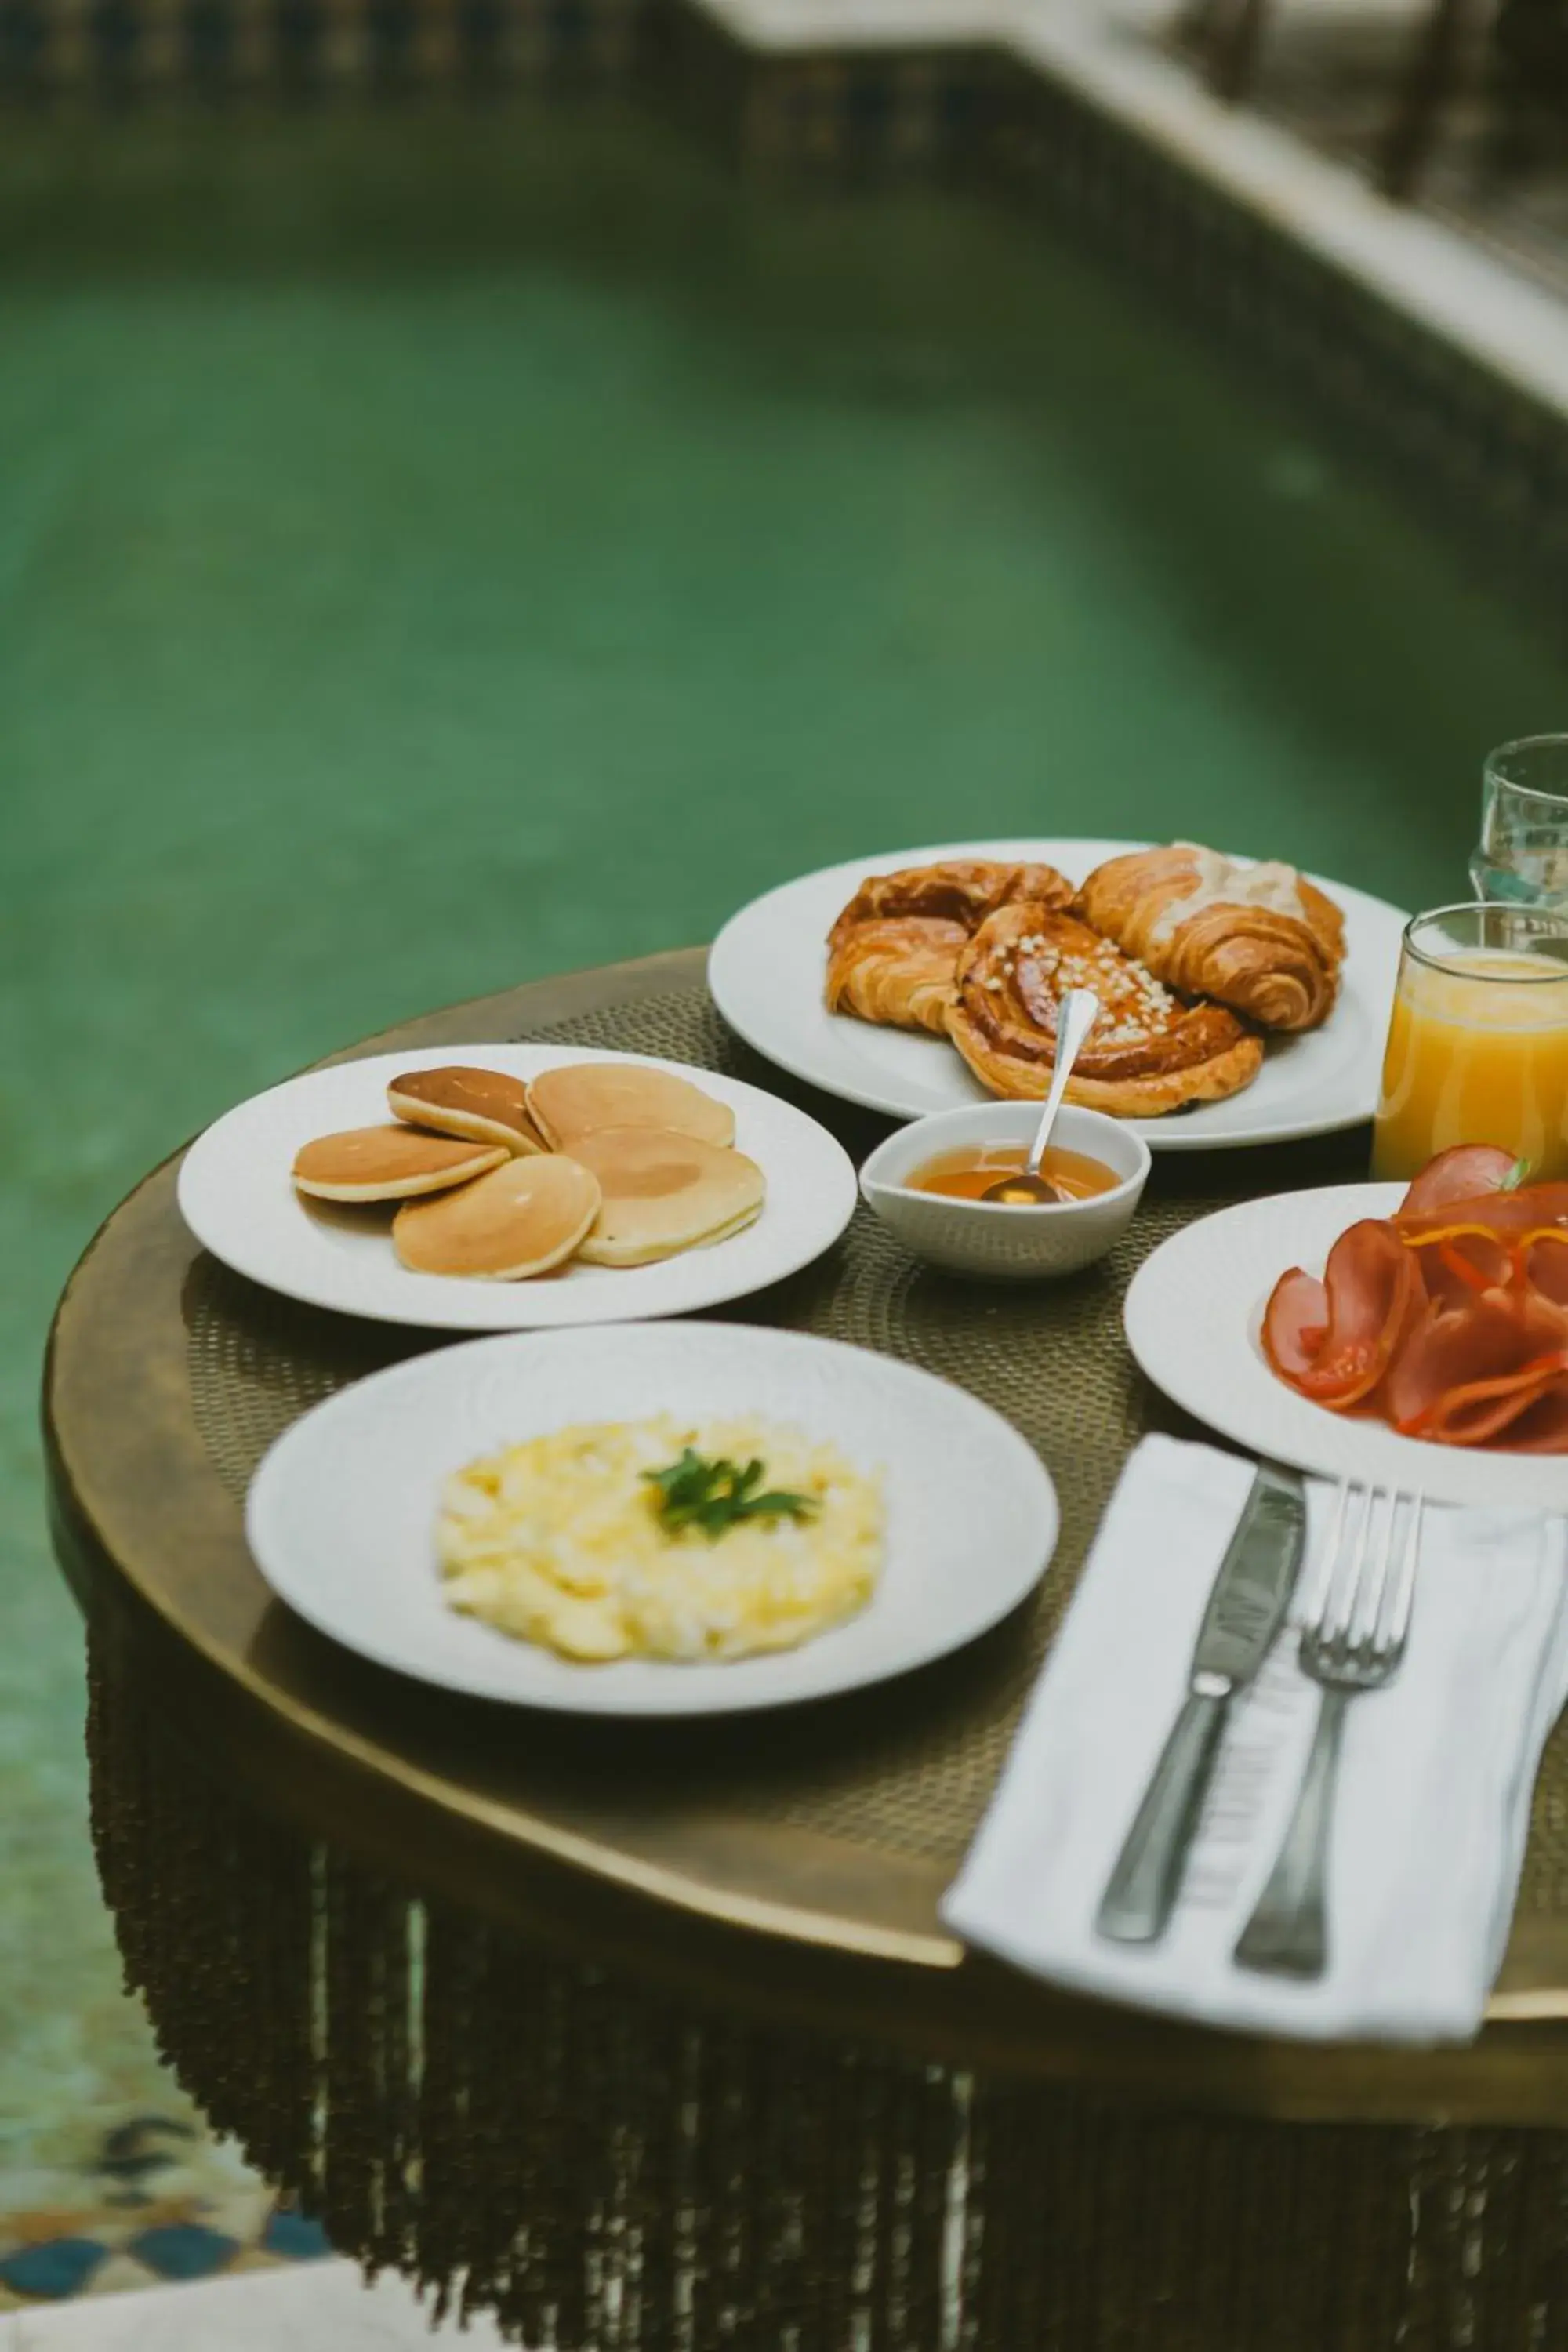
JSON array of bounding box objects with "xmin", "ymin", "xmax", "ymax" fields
[{"xmin": 436, "ymin": 1414, "xmax": 884, "ymax": 1664}]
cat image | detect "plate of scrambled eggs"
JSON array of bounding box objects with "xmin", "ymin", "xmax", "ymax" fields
[{"xmin": 245, "ymin": 1323, "xmax": 1058, "ymax": 1715}]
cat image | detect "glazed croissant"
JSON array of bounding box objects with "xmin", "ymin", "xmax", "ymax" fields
[
  {"xmin": 826, "ymin": 916, "xmax": 970, "ymax": 1036},
  {"xmin": 945, "ymin": 902, "xmax": 1264, "ymax": 1116},
  {"xmin": 826, "ymin": 859, "xmax": 1075, "ymax": 1036},
  {"xmin": 1075, "ymin": 845, "xmax": 1345, "ymax": 1033},
  {"xmin": 829, "ymin": 859, "xmax": 1075, "ymax": 943}
]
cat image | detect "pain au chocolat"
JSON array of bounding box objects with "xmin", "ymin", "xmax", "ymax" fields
[
  {"xmin": 292, "ymin": 1126, "xmax": 508, "ymax": 1203},
  {"xmin": 387, "ymin": 1066, "xmax": 545, "ymax": 1156},
  {"xmin": 1075, "ymin": 844, "xmax": 1345, "ymax": 1033},
  {"xmin": 946, "ymin": 904, "xmax": 1264, "ymax": 1116},
  {"xmin": 826, "ymin": 860, "xmax": 1075, "ymax": 1036}
]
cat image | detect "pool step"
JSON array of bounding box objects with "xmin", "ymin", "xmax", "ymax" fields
[{"xmin": 1, "ymin": 2262, "xmax": 516, "ymax": 2350}]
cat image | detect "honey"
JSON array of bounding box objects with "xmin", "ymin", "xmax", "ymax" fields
[{"xmin": 906, "ymin": 1143, "xmax": 1120, "ymax": 1203}]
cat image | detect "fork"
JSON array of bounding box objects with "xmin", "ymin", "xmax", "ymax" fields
[{"xmin": 1233, "ymin": 1479, "xmax": 1423, "ymax": 1980}]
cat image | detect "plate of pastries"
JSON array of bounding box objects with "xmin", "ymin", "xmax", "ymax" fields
[
  {"xmin": 177, "ymin": 1047, "xmax": 858, "ymax": 1330},
  {"xmin": 708, "ymin": 837, "xmax": 1409, "ymax": 1148}
]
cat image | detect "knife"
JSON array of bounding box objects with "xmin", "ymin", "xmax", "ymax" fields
[{"xmin": 1095, "ymin": 1462, "xmax": 1307, "ymax": 1947}]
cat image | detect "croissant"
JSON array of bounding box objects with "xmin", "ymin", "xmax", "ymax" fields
[
  {"xmin": 1076, "ymin": 845, "xmax": 1345, "ymax": 1033},
  {"xmin": 826, "ymin": 859, "xmax": 1076, "ymax": 1036},
  {"xmin": 829, "ymin": 859, "xmax": 1075, "ymax": 948},
  {"xmin": 826, "ymin": 917, "xmax": 970, "ymax": 1036},
  {"xmin": 945, "ymin": 903, "xmax": 1264, "ymax": 1116}
]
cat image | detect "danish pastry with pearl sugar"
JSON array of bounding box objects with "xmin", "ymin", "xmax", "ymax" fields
[{"xmin": 946, "ymin": 904, "xmax": 1264, "ymax": 1116}]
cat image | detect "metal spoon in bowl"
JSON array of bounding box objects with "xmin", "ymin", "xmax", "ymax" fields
[{"xmin": 981, "ymin": 989, "xmax": 1102, "ymax": 1204}]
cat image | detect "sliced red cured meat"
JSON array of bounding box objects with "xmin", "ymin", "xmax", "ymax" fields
[
  {"xmin": 1439, "ymin": 1374, "xmax": 1561, "ymax": 1439},
  {"xmin": 1411, "ymin": 1229, "xmax": 1513, "ymax": 1308},
  {"xmin": 1261, "ymin": 1266, "xmax": 1328, "ymax": 1380},
  {"xmin": 1268, "ymin": 1220, "xmax": 1424, "ymax": 1410},
  {"xmin": 1397, "ymin": 1145, "xmax": 1517, "ymax": 1217},
  {"xmin": 1527, "ymin": 1232, "xmax": 1568, "ymax": 1306},
  {"xmin": 1265, "ymin": 1149, "xmax": 1568, "ymax": 1450},
  {"xmin": 1384, "ymin": 1287, "xmax": 1568, "ymax": 1444},
  {"xmin": 1396, "ymin": 1183, "xmax": 1568, "ymax": 1247},
  {"xmin": 1500, "ymin": 1376, "xmax": 1568, "ymax": 1454},
  {"xmin": 1401, "ymin": 1200, "xmax": 1568, "ymax": 1320},
  {"xmin": 1414, "ymin": 1365, "xmax": 1563, "ymax": 1447}
]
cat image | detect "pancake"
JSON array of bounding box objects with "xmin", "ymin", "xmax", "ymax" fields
[
  {"xmin": 387, "ymin": 1065, "xmax": 544, "ymax": 1155},
  {"xmin": 392, "ymin": 1154, "xmax": 602, "ymax": 1280},
  {"xmin": 292, "ymin": 1126, "xmax": 507, "ymax": 1203},
  {"xmin": 568, "ymin": 1127, "xmax": 765, "ymax": 1267},
  {"xmin": 527, "ymin": 1063, "xmax": 735, "ymax": 1153}
]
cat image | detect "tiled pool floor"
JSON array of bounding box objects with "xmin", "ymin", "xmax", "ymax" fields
[{"xmin": 3, "ymin": 96, "xmax": 1566, "ymax": 2306}]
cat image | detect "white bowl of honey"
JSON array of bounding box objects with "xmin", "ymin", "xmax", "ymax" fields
[{"xmin": 859, "ymin": 1104, "xmax": 1150, "ymax": 1279}]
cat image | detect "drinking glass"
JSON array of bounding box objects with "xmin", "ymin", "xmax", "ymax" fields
[
  {"xmin": 1472, "ymin": 735, "xmax": 1568, "ymax": 906},
  {"xmin": 1372, "ymin": 902, "xmax": 1568, "ymax": 1183}
]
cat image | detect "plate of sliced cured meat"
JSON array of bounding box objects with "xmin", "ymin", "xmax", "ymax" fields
[
  {"xmin": 1124, "ymin": 1146, "xmax": 1568, "ymax": 1508},
  {"xmin": 708, "ymin": 837, "xmax": 1407, "ymax": 1149}
]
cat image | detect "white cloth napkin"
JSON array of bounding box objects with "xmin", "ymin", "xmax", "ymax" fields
[{"xmin": 942, "ymin": 1435, "xmax": 1568, "ymax": 2044}]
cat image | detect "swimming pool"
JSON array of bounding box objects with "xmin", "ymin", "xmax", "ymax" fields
[{"xmin": 2, "ymin": 94, "xmax": 1565, "ymax": 2278}]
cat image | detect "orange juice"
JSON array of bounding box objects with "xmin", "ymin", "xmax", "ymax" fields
[{"xmin": 1373, "ymin": 950, "xmax": 1568, "ymax": 1181}]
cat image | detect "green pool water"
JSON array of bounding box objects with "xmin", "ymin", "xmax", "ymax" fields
[{"xmin": 2, "ymin": 99, "xmax": 1565, "ymax": 2215}]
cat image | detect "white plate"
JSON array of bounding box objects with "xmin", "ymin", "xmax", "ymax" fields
[
  {"xmin": 709, "ymin": 837, "xmax": 1408, "ymax": 1149},
  {"xmin": 245, "ymin": 1322, "xmax": 1059, "ymax": 1715},
  {"xmin": 178, "ymin": 1044, "xmax": 857, "ymax": 1331},
  {"xmin": 1124, "ymin": 1184, "xmax": 1568, "ymax": 1509}
]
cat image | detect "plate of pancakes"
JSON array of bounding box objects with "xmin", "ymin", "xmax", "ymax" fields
[
  {"xmin": 709, "ymin": 837, "xmax": 1410, "ymax": 1149},
  {"xmin": 178, "ymin": 1047, "xmax": 858, "ymax": 1330}
]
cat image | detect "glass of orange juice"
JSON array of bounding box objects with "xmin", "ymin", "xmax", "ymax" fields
[{"xmin": 1373, "ymin": 903, "xmax": 1568, "ymax": 1182}]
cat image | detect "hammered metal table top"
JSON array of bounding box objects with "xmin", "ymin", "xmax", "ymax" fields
[{"xmin": 44, "ymin": 950, "xmax": 1568, "ymax": 2124}]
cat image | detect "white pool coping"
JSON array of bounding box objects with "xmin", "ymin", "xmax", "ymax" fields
[
  {"xmin": 690, "ymin": 0, "xmax": 1568, "ymax": 423},
  {"xmin": 2, "ymin": 2262, "xmax": 516, "ymax": 2350}
]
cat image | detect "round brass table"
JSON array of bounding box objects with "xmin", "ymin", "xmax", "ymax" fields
[{"xmin": 45, "ymin": 952, "xmax": 1568, "ymax": 2349}]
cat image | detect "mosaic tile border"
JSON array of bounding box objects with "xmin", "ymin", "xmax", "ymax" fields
[
  {"xmin": 0, "ymin": 2114, "xmax": 332, "ymax": 2314},
  {"xmin": 0, "ymin": 0, "xmax": 645, "ymax": 92},
  {"xmin": 651, "ymin": 0, "xmax": 987, "ymax": 179}
]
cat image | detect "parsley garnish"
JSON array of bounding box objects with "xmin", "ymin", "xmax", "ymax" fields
[{"xmin": 643, "ymin": 1449, "xmax": 818, "ymax": 1540}]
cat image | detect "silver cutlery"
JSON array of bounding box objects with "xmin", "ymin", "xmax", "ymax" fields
[
  {"xmin": 1097, "ymin": 1462, "xmax": 1308, "ymax": 1946},
  {"xmin": 1234, "ymin": 1479, "xmax": 1422, "ymax": 1981}
]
